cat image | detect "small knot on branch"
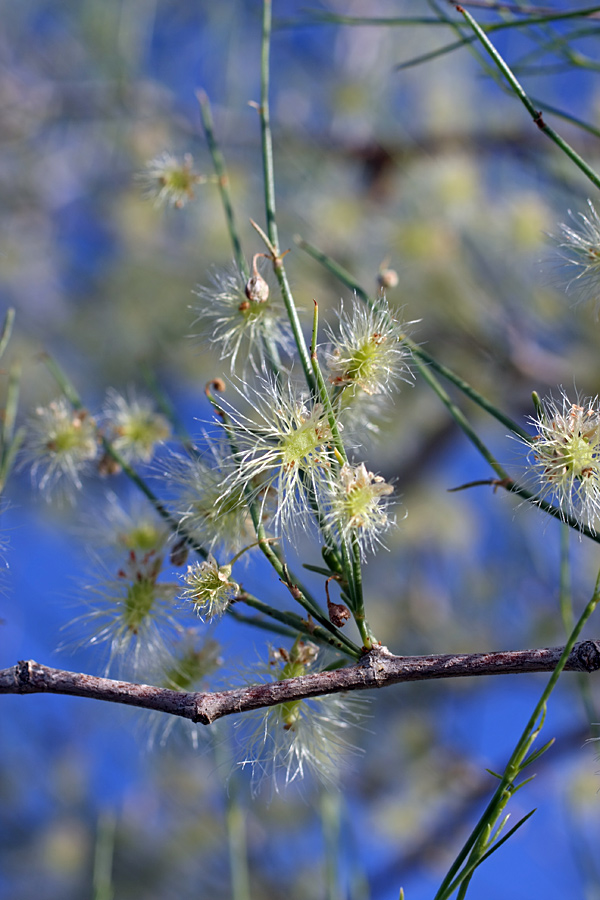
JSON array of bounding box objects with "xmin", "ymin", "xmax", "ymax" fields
[{"xmin": 573, "ymin": 640, "xmax": 600, "ymax": 672}]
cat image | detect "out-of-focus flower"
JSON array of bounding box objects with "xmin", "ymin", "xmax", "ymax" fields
[
  {"xmin": 146, "ymin": 633, "xmax": 222, "ymax": 750},
  {"xmin": 102, "ymin": 388, "xmax": 171, "ymax": 464},
  {"xmin": 219, "ymin": 377, "xmax": 334, "ymax": 534},
  {"xmin": 162, "ymin": 443, "xmax": 256, "ymax": 555},
  {"xmin": 180, "ymin": 555, "xmax": 239, "ymax": 621},
  {"xmin": 326, "ymin": 296, "xmax": 413, "ymax": 397},
  {"xmin": 66, "ymin": 549, "xmax": 180, "ymax": 676},
  {"xmin": 525, "ymin": 390, "xmax": 600, "ymax": 532},
  {"xmin": 80, "ymin": 492, "xmax": 171, "ymax": 558},
  {"xmin": 237, "ymin": 640, "xmax": 365, "ymax": 795},
  {"xmin": 23, "ymin": 398, "xmax": 98, "ymax": 498},
  {"xmin": 137, "ymin": 152, "xmax": 205, "ymax": 209},
  {"xmin": 324, "ymin": 462, "xmax": 395, "ymax": 557},
  {"xmin": 554, "ymin": 200, "xmax": 600, "ymax": 305},
  {"xmin": 193, "ymin": 259, "xmax": 293, "ymax": 372}
]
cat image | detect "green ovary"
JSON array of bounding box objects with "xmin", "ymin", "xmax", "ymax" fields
[
  {"xmin": 346, "ymin": 341, "xmax": 381, "ymax": 382},
  {"xmin": 281, "ymin": 424, "xmax": 320, "ymax": 465},
  {"xmin": 559, "ymin": 434, "xmax": 597, "ymax": 479}
]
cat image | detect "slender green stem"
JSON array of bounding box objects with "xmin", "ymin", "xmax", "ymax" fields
[
  {"xmin": 436, "ymin": 565, "xmax": 600, "ymax": 898},
  {"xmin": 406, "ymin": 339, "xmax": 531, "ymax": 442},
  {"xmin": 258, "ymin": 0, "xmax": 314, "ymax": 390},
  {"xmin": 558, "ymin": 525, "xmax": 600, "ymax": 735},
  {"xmin": 411, "ymin": 355, "xmax": 507, "ymax": 479},
  {"xmin": 238, "ymin": 593, "xmax": 361, "ymax": 658},
  {"xmin": 456, "ymin": 4, "xmax": 600, "ymax": 191},
  {"xmin": 92, "ymin": 811, "xmax": 116, "ymax": 900},
  {"xmin": 0, "ymin": 308, "xmax": 15, "ymax": 360},
  {"xmin": 197, "ymin": 90, "xmax": 248, "ymax": 280}
]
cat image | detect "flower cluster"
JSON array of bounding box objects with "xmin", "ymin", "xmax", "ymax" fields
[
  {"xmin": 526, "ymin": 391, "xmax": 600, "ymax": 532},
  {"xmin": 237, "ymin": 640, "xmax": 365, "ymax": 794},
  {"xmin": 23, "ymin": 389, "xmax": 170, "ymax": 500}
]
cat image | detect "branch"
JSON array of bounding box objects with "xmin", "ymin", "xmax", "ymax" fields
[{"xmin": 2, "ymin": 641, "xmax": 600, "ymax": 725}]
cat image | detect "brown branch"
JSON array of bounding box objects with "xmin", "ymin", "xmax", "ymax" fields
[{"xmin": 2, "ymin": 641, "xmax": 600, "ymax": 725}]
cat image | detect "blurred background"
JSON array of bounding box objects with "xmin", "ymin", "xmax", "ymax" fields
[{"xmin": 3, "ymin": 1, "xmax": 600, "ymax": 898}]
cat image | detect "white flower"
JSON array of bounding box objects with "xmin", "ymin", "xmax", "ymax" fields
[
  {"xmin": 218, "ymin": 377, "xmax": 335, "ymax": 534},
  {"xmin": 145, "ymin": 633, "xmax": 222, "ymax": 750},
  {"xmin": 23, "ymin": 398, "xmax": 98, "ymax": 498},
  {"xmin": 237, "ymin": 641, "xmax": 365, "ymax": 795},
  {"xmin": 179, "ymin": 556, "xmax": 239, "ymax": 621},
  {"xmin": 326, "ymin": 296, "xmax": 413, "ymax": 397},
  {"xmin": 162, "ymin": 443, "xmax": 257, "ymax": 555},
  {"xmin": 525, "ymin": 390, "xmax": 600, "ymax": 531},
  {"xmin": 324, "ymin": 462, "xmax": 395, "ymax": 558},
  {"xmin": 102, "ymin": 388, "xmax": 171, "ymax": 464},
  {"xmin": 193, "ymin": 261, "xmax": 293, "ymax": 372},
  {"xmin": 137, "ymin": 152, "xmax": 204, "ymax": 209},
  {"xmin": 64, "ymin": 549, "xmax": 180, "ymax": 677},
  {"xmin": 554, "ymin": 200, "xmax": 600, "ymax": 305}
]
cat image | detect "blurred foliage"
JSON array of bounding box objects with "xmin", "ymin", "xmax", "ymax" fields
[{"xmin": 4, "ymin": 2, "xmax": 600, "ymax": 899}]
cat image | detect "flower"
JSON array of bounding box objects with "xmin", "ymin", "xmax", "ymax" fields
[
  {"xmin": 193, "ymin": 260, "xmax": 293, "ymax": 372},
  {"xmin": 145, "ymin": 632, "xmax": 222, "ymax": 750},
  {"xmin": 80, "ymin": 492, "xmax": 171, "ymax": 558},
  {"xmin": 324, "ymin": 462, "xmax": 395, "ymax": 558},
  {"xmin": 218, "ymin": 377, "xmax": 335, "ymax": 534},
  {"xmin": 137, "ymin": 152, "xmax": 205, "ymax": 209},
  {"xmin": 65, "ymin": 549, "xmax": 180, "ymax": 676},
  {"xmin": 162, "ymin": 443, "xmax": 256, "ymax": 555},
  {"xmin": 179, "ymin": 555, "xmax": 239, "ymax": 621},
  {"xmin": 554, "ymin": 200, "xmax": 600, "ymax": 305},
  {"xmin": 525, "ymin": 390, "xmax": 600, "ymax": 531},
  {"xmin": 325, "ymin": 296, "xmax": 413, "ymax": 398},
  {"xmin": 102, "ymin": 388, "xmax": 171, "ymax": 464},
  {"xmin": 23, "ymin": 398, "xmax": 98, "ymax": 498},
  {"xmin": 237, "ymin": 640, "xmax": 365, "ymax": 795}
]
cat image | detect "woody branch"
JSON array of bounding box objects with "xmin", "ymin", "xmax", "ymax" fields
[{"xmin": 2, "ymin": 640, "xmax": 600, "ymax": 725}]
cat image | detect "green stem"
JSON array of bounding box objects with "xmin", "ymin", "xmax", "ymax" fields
[
  {"xmin": 258, "ymin": 0, "xmax": 314, "ymax": 390},
  {"xmin": 238, "ymin": 592, "xmax": 361, "ymax": 658},
  {"xmin": 406, "ymin": 338, "xmax": 531, "ymax": 442},
  {"xmin": 197, "ymin": 90, "xmax": 249, "ymax": 280},
  {"xmin": 436, "ymin": 564, "xmax": 600, "ymax": 898},
  {"xmin": 456, "ymin": 3, "xmax": 600, "ymax": 191}
]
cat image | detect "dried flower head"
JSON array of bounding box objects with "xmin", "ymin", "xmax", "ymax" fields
[
  {"xmin": 554, "ymin": 200, "xmax": 600, "ymax": 305},
  {"xmin": 326, "ymin": 296, "xmax": 412, "ymax": 398},
  {"xmin": 102, "ymin": 389, "xmax": 171, "ymax": 464},
  {"xmin": 179, "ymin": 555, "xmax": 239, "ymax": 621},
  {"xmin": 23, "ymin": 398, "xmax": 98, "ymax": 497},
  {"xmin": 193, "ymin": 261, "xmax": 293, "ymax": 372},
  {"xmin": 138, "ymin": 152, "xmax": 205, "ymax": 209},
  {"xmin": 237, "ymin": 639, "xmax": 365, "ymax": 794},
  {"xmin": 525, "ymin": 390, "xmax": 600, "ymax": 532},
  {"xmin": 219, "ymin": 377, "xmax": 335, "ymax": 534},
  {"xmin": 325, "ymin": 462, "xmax": 395, "ymax": 557}
]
